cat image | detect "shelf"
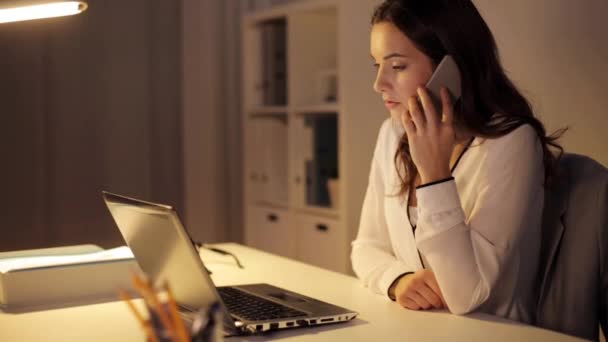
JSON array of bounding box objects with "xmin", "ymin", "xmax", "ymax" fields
[
  {"xmin": 294, "ymin": 205, "xmax": 340, "ymax": 219},
  {"xmin": 250, "ymin": 201, "xmax": 289, "ymax": 210},
  {"xmin": 242, "ymin": 0, "xmax": 381, "ymax": 275},
  {"xmin": 294, "ymin": 103, "xmax": 339, "ymax": 114},
  {"xmin": 247, "ymin": 106, "xmax": 290, "ymax": 115}
]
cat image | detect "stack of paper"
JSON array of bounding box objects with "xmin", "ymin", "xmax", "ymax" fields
[
  {"xmin": 0, "ymin": 246, "xmax": 134, "ymax": 273},
  {"xmin": 0, "ymin": 245, "xmax": 139, "ymax": 311}
]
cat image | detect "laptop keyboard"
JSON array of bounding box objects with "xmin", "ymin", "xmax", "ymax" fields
[{"xmin": 218, "ymin": 287, "xmax": 307, "ymax": 321}]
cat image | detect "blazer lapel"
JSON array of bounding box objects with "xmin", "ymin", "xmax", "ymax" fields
[{"xmin": 537, "ymin": 175, "xmax": 570, "ymax": 309}]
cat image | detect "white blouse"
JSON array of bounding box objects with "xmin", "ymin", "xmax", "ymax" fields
[
  {"xmin": 351, "ymin": 118, "xmax": 544, "ymax": 324},
  {"xmin": 408, "ymin": 206, "xmax": 418, "ymax": 227}
]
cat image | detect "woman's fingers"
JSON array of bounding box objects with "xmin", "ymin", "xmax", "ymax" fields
[
  {"xmin": 407, "ymin": 290, "xmax": 432, "ymax": 310},
  {"xmin": 417, "ymin": 284, "xmax": 444, "ymax": 309},
  {"xmin": 394, "ymin": 271, "xmax": 447, "ymax": 311},
  {"xmin": 408, "ymin": 96, "xmax": 426, "ymax": 131},
  {"xmin": 417, "ymin": 87, "xmax": 439, "ymax": 127},
  {"xmin": 440, "ymin": 87, "xmax": 454, "ymax": 126},
  {"xmin": 424, "ymin": 271, "xmax": 447, "ymax": 308},
  {"xmin": 401, "ymin": 110, "xmax": 416, "ymax": 135},
  {"xmin": 403, "ymin": 298, "xmax": 421, "ymax": 310}
]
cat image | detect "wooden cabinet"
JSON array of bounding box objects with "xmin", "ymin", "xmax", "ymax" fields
[
  {"xmin": 245, "ymin": 206, "xmax": 294, "ymax": 258},
  {"xmin": 294, "ymin": 214, "xmax": 346, "ymax": 273}
]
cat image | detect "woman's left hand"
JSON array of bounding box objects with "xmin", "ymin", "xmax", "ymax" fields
[{"xmin": 401, "ymin": 86, "xmax": 456, "ymax": 184}]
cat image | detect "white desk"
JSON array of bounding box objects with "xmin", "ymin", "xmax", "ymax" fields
[{"xmin": 0, "ymin": 243, "xmax": 583, "ymax": 341}]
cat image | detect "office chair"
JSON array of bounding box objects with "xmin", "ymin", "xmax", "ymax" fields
[{"xmin": 535, "ymin": 153, "xmax": 608, "ymax": 341}]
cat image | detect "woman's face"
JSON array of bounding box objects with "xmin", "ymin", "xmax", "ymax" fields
[{"xmin": 370, "ymin": 22, "xmax": 434, "ymax": 120}]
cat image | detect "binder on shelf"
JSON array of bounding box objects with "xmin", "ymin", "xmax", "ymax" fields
[
  {"xmin": 261, "ymin": 18, "xmax": 287, "ymax": 106},
  {"xmin": 0, "ymin": 244, "xmax": 140, "ymax": 312},
  {"xmin": 304, "ymin": 115, "xmax": 338, "ymax": 208}
]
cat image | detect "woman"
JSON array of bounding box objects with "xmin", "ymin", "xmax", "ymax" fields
[{"xmin": 351, "ymin": 0, "xmax": 564, "ymax": 324}]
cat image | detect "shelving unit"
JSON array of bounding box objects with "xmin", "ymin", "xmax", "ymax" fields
[
  {"xmin": 242, "ymin": 0, "xmax": 381, "ymax": 274},
  {"xmin": 294, "ymin": 104, "xmax": 340, "ymax": 113},
  {"xmin": 247, "ymin": 106, "xmax": 290, "ymax": 115}
]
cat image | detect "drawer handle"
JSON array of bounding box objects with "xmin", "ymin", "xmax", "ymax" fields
[
  {"xmin": 267, "ymin": 214, "xmax": 278, "ymax": 222},
  {"xmin": 316, "ymin": 224, "xmax": 329, "ymax": 232}
]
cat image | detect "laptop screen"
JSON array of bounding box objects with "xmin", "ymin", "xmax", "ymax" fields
[{"xmin": 102, "ymin": 191, "xmax": 238, "ymax": 334}]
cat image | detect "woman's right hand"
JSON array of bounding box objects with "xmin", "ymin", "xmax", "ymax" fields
[{"xmin": 391, "ymin": 269, "xmax": 447, "ymax": 310}]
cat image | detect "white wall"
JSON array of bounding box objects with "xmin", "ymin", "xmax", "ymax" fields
[
  {"xmin": 474, "ymin": 0, "xmax": 608, "ymax": 167},
  {"xmin": 182, "ymin": 0, "xmax": 269, "ymax": 245}
]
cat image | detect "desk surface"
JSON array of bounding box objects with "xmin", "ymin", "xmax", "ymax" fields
[{"xmin": 0, "ymin": 243, "xmax": 582, "ymax": 341}]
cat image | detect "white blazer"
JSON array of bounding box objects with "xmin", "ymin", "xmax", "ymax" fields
[{"xmin": 351, "ymin": 118, "xmax": 544, "ymax": 323}]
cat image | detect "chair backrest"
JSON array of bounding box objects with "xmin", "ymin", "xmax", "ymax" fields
[{"xmin": 535, "ymin": 153, "xmax": 608, "ymax": 341}]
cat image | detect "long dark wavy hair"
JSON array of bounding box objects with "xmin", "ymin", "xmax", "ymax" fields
[{"xmin": 371, "ymin": 0, "xmax": 566, "ymax": 196}]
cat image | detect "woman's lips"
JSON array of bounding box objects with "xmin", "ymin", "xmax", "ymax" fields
[{"xmin": 384, "ymin": 100, "xmax": 400, "ymax": 109}]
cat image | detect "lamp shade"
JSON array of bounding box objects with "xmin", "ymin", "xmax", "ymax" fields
[{"xmin": 0, "ymin": 1, "xmax": 88, "ymax": 24}]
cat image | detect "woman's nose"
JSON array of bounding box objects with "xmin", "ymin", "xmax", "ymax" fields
[{"xmin": 373, "ymin": 68, "xmax": 388, "ymax": 94}]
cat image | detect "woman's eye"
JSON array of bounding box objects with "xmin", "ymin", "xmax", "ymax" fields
[{"xmin": 392, "ymin": 65, "xmax": 406, "ymax": 71}]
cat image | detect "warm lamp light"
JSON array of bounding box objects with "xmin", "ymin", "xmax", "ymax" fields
[{"xmin": 0, "ymin": 1, "xmax": 88, "ymax": 24}]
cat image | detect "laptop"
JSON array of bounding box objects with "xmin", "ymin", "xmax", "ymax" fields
[{"xmin": 102, "ymin": 191, "xmax": 358, "ymax": 336}]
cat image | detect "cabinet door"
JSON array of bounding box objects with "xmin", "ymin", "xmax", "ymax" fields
[
  {"xmin": 246, "ymin": 118, "xmax": 288, "ymax": 206},
  {"xmin": 263, "ymin": 118, "xmax": 288, "ymax": 205},
  {"xmin": 289, "ymin": 115, "xmax": 314, "ymax": 209},
  {"xmin": 245, "ymin": 206, "xmax": 295, "ymax": 258},
  {"xmin": 245, "ymin": 119, "xmax": 264, "ymax": 204},
  {"xmin": 294, "ymin": 214, "xmax": 346, "ymax": 273}
]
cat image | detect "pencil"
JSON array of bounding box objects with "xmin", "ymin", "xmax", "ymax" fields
[
  {"xmin": 144, "ymin": 320, "xmax": 159, "ymax": 342},
  {"xmin": 119, "ymin": 289, "xmax": 159, "ymax": 342},
  {"xmin": 164, "ymin": 282, "xmax": 190, "ymax": 342},
  {"xmin": 131, "ymin": 273, "xmax": 175, "ymax": 336}
]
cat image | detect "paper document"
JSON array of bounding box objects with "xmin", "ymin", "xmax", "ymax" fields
[{"xmin": 0, "ymin": 246, "xmax": 134, "ymax": 273}]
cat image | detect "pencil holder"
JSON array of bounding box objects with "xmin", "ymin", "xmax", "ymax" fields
[
  {"xmin": 120, "ymin": 273, "xmax": 224, "ymax": 342},
  {"xmin": 146, "ymin": 302, "xmax": 176, "ymax": 342},
  {"xmin": 189, "ymin": 302, "xmax": 224, "ymax": 342},
  {"xmin": 147, "ymin": 302, "xmax": 224, "ymax": 342}
]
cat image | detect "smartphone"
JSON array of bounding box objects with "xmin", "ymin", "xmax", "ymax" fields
[
  {"xmin": 425, "ymin": 54, "xmax": 462, "ymax": 115},
  {"xmin": 391, "ymin": 55, "xmax": 462, "ymax": 136}
]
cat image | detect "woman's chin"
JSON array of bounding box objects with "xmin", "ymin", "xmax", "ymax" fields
[
  {"xmin": 389, "ymin": 110, "xmax": 401, "ymax": 121},
  {"xmin": 389, "ymin": 112, "xmax": 406, "ymax": 137}
]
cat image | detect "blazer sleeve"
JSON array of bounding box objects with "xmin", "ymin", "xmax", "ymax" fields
[
  {"xmin": 351, "ymin": 120, "xmax": 415, "ymax": 298},
  {"xmin": 414, "ymin": 125, "xmax": 544, "ymax": 314},
  {"xmin": 599, "ymin": 169, "xmax": 608, "ymax": 338}
]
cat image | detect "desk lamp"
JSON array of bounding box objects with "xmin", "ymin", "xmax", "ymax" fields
[{"xmin": 0, "ymin": 0, "xmax": 87, "ymax": 24}]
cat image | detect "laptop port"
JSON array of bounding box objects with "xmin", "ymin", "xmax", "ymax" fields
[
  {"xmin": 310, "ymin": 319, "xmax": 317, "ymax": 325},
  {"xmin": 286, "ymin": 322, "xmax": 294, "ymax": 327},
  {"xmin": 270, "ymin": 323, "xmax": 279, "ymax": 330},
  {"xmin": 256, "ymin": 325, "xmax": 263, "ymax": 331},
  {"xmin": 320, "ymin": 318, "xmax": 334, "ymax": 323},
  {"xmin": 296, "ymin": 320, "xmax": 309, "ymax": 327}
]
